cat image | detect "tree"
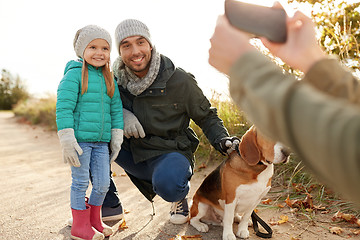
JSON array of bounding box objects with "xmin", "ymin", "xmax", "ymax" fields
[
  {"xmin": 0, "ymin": 69, "xmax": 29, "ymax": 110},
  {"xmin": 288, "ymin": 0, "xmax": 360, "ymax": 70}
]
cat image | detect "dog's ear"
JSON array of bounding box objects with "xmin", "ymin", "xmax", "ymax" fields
[{"xmin": 239, "ymin": 128, "xmax": 260, "ymax": 166}]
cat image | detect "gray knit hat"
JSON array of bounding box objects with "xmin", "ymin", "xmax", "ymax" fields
[
  {"xmin": 115, "ymin": 19, "xmax": 153, "ymax": 53},
  {"xmin": 73, "ymin": 25, "xmax": 112, "ymax": 58}
]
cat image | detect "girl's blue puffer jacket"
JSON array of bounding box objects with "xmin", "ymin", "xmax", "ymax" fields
[{"xmin": 56, "ymin": 60, "xmax": 123, "ymax": 143}]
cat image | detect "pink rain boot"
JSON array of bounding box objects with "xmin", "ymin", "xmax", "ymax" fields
[
  {"xmin": 71, "ymin": 206, "xmax": 104, "ymax": 240},
  {"xmin": 89, "ymin": 204, "xmax": 113, "ymax": 237}
]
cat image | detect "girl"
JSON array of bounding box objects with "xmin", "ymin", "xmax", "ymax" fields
[{"xmin": 56, "ymin": 25, "xmax": 124, "ymax": 240}]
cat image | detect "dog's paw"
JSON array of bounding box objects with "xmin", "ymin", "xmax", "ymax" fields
[
  {"xmin": 236, "ymin": 229, "xmax": 250, "ymax": 239},
  {"xmin": 190, "ymin": 220, "xmax": 209, "ymax": 232},
  {"xmin": 222, "ymin": 232, "xmax": 236, "ymax": 240}
]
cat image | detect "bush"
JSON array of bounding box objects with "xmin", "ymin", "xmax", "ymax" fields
[
  {"xmin": 191, "ymin": 91, "xmax": 252, "ymax": 164},
  {"xmin": 0, "ymin": 69, "xmax": 29, "ymax": 110},
  {"xmin": 13, "ymin": 95, "xmax": 57, "ymax": 130}
]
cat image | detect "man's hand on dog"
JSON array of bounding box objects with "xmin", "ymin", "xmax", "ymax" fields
[{"xmin": 219, "ymin": 136, "xmax": 240, "ymax": 155}]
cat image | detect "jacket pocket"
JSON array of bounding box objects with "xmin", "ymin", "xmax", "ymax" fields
[{"xmin": 145, "ymin": 103, "xmax": 185, "ymax": 135}]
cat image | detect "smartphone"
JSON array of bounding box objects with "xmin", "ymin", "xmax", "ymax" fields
[{"xmin": 225, "ymin": 0, "xmax": 287, "ymax": 43}]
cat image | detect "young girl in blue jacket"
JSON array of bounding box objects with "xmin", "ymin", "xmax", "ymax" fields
[{"xmin": 56, "ymin": 25, "xmax": 124, "ymax": 240}]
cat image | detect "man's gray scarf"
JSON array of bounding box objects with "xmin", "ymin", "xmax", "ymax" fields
[{"xmin": 113, "ymin": 48, "xmax": 161, "ymax": 96}]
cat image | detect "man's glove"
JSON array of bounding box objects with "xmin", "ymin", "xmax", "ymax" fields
[
  {"xmin": 110, "ymin": 129, "xmax": 124, "ymax": 163},
  {"xmin": 123, "ymin": 108, "xmax": 146, "ymax": 139},
  {"xmin": 218, "ymin": 136, "xmax": 241, "ymax": 155},
  {"xmin": 57, "ymin": 128, "xmax": 83, "ymax": 167}
]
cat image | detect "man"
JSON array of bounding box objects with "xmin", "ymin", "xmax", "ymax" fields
[{"xmin": 102, "ymin": 19, "xmax": 238, "ymax": 224}]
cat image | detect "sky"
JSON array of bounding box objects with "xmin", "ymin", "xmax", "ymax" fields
[
  {"xmin": 1, "ymin": 0, "xmax": 283, "ymax": 99},
  {"xmin": 5, "ymin": 0, "xmax": 358, "ymax": 99}
]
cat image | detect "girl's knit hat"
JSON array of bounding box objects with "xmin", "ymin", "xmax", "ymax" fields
[
  {"xmin": 115, "ymin": 19, "xmax": 153, "ymax": 54},
  {"xmin": 73, "ymin": 25, "xmax": 112, "ymax": 58}
]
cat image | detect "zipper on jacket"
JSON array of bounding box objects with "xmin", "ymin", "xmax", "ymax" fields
[{"xmin": 98, "ymin": 71, "xmax": 105, "ymax": 141}]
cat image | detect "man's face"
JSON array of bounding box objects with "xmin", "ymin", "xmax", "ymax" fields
[{"xmin": 119, "ymin": 36, "xmax": 152, "ymax": 78}]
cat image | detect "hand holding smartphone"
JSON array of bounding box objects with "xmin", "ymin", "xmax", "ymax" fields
[{"xmin": 225, "ymin": 0, "xmax": 287, "ymax": 43}]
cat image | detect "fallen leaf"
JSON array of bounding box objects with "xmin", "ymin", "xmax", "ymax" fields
[
  {"xmin": 262, "ymin": 198, "xmax": 272, "ymax": 205},
  {"xmin": 278, "ymin": 215, "xmax": 289, "ymax": 224},
  {"xmin": 197, "ymin": 163, "xmax": 207, "ymax": 170},
  {"xmin": 350, "ymin": 229, "xmax": 360, "ymax": 235},
  {"xmin": 269, "ymin": 215, "xmax": 288, "ymax": 225},
  {"xmin": 269, "ymin": 217, "xmax": 278, "ymax": 225},
  {"xmin": 329, "ymin": 226, "xmax": 343, "ymax": 235},
  {"xmin": 171, "ymin": 234, "xmax": 203, "ymax": 240},
  {"xmin": 332, "ymin": 211, "xmax": 360, "ymax": 227},
  {"xmin": 302, "ymin": 193, "xmax": 314, "ymax": 209},
  {"xmin": 285, "ymin": 193, "xmax": 314, "ymax": 209},
  {"xmin": 277, "ymin": 203, "xmax": 285, "ymax": 208},
  {"xmin": 285, "ymin": 195, "xmax": 294, "ymax": 207},
  {"xmin": 118, "ymin": 219, "xmax": 128, "ymax": 231},
  {"xmin": 181, "ymin": 235, "xmax": 203, "ymax": 240}
]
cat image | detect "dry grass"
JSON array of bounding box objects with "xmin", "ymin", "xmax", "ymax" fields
[{"xmin": 9, "ymin": 92, "xmax": 359, "ymax": 216}]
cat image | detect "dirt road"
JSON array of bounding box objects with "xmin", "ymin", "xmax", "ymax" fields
[{"xmin": 0, "ymin": 111, "xmax": 357, "ymax": 240}]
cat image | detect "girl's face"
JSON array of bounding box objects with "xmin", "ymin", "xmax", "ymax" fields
[{"xmin": 83, "ymin": 39, "xmax": 110, "ymax": 67}]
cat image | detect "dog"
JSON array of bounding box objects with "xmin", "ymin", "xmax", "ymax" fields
[{"xmin": 190, "ymin": 126, "xmax": 289, "ymax": 240}]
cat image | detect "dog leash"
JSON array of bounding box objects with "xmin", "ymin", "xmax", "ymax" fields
[{"xmin": 251, "ymin": 211, "xmax": 272, "ymax": 238}]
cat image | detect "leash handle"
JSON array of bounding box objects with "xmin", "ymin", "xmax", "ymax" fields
[{"xmin": 251, "ymin": 211, "xmax": 273, "ymax": 238}]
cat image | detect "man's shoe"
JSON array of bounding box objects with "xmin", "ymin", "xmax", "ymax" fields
[
  {"xmin": 169, "ymin": 198, "xmax": 189, "ymax": 224},
  {"xmin": 67, "ymin": 203, "xmax": 124, "ymax": 226},
  {"xmin": 101, "ymin": 203, "xmax": 124, "ymax": 222}
]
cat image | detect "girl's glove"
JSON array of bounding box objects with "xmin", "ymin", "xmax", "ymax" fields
[
  {"xmin": 110, "ymin": 129, "xmax": 124, "ymax": 163},
  {"xmin": 123, "ymin": 108, "xmax": 145, "ymax": 139},
  {"xmin": 57, "ymin": 128, "xmax": 83, "ymax": 167}
]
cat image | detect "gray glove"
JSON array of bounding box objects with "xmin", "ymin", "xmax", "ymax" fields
[
  {"xmin": 110, "ymin": 129, "xmax": 124, "ymax": 163},
  {"xmin": 57, "ymin": 128, "xmax": 83, "ymax": 167},
  {"xmin": 218, "ymin": 136, "xmax": 241, "ymax": 155},
  {"xmin": 123, "ymin": 108, "xmax": 145, "ymax": 139}
]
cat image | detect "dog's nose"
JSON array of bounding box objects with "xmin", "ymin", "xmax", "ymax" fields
[{"xmin": 281, "ymin": 147, "xmax": 291, "ymax": 157}]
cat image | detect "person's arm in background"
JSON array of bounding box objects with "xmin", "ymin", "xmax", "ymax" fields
[
  {"xmin": 209, "ymin": 13, "xmax": 360, "ymax": 206},
  {"xmin": 302, "ymin": 59, "xmax": 360, "ymax": 104}
]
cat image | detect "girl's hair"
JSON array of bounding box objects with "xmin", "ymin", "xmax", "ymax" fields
[{"xmin": 81, "ymin": 61, "xmax": 115, "ymax": 98}]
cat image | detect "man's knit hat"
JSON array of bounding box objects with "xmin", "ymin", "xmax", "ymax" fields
[
  {"xmin": 115, "ymin": 19, "xmax": 153, "ymax": 53},
  {"xmin": 73, "ymin": 25, "xmax": 112, "ymax": 58}
]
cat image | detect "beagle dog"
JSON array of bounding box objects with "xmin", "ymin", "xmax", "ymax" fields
[{"xmin": 190, "ymin": 126, "xmax": 289, "ymax": 240}]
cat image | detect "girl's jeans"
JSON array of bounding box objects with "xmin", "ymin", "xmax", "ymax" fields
[
  {"xmin": 71, "ymin": 142, "xmax": 110, "ymax": 210},
  {"xmin": 103, "ymin": 149, "xmax": 192, "ymax": 206}
]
